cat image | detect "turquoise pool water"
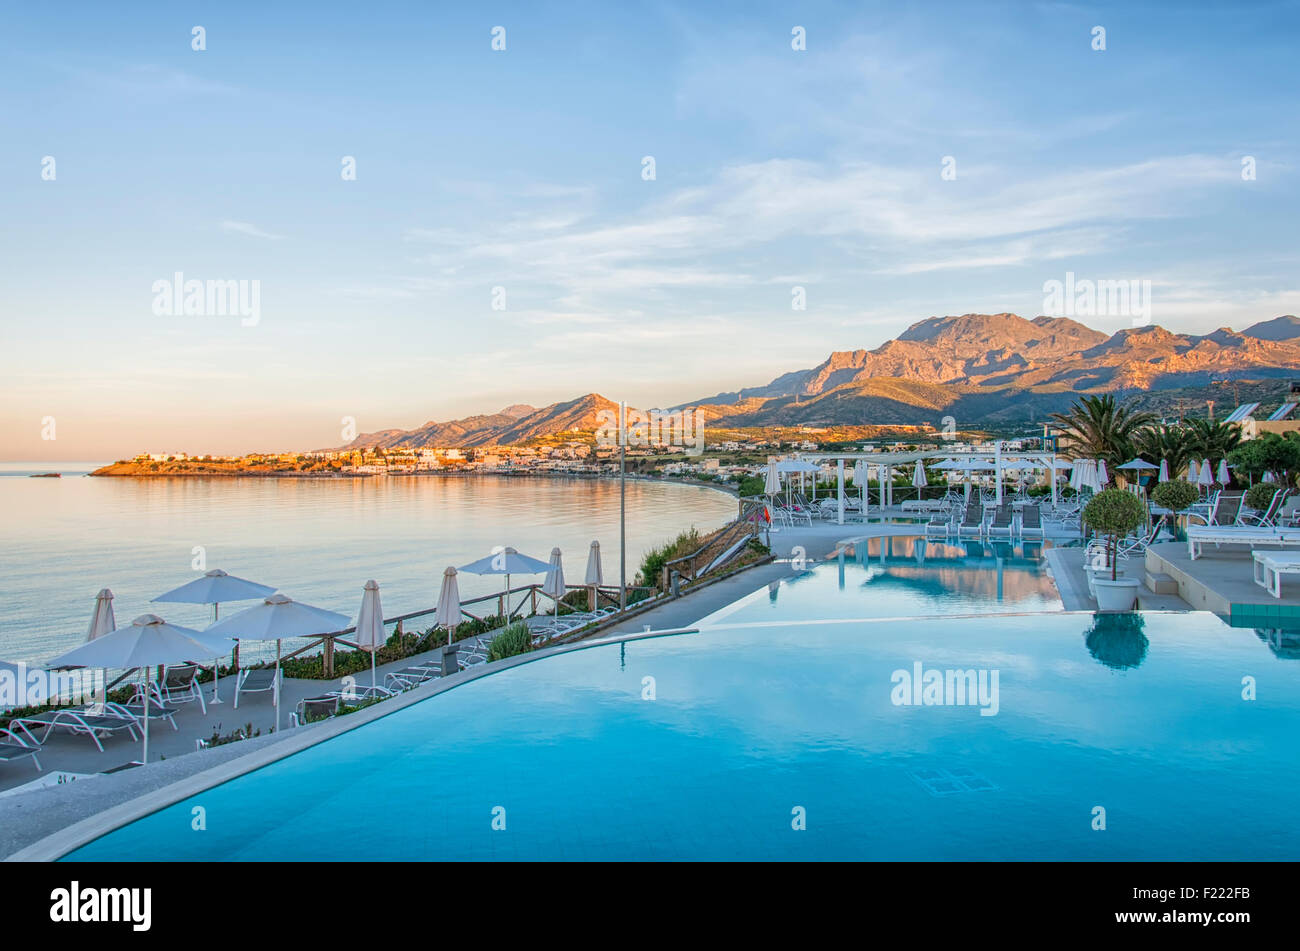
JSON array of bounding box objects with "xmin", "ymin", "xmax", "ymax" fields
[{"xmin": 66, "ymin": 607, "xmax": 1300, "ymax": 861}]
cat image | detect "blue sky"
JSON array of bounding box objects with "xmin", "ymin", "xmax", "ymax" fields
[{"xmin": 2, "ymin": 0, "xmax": 1298, "ymax": 458}]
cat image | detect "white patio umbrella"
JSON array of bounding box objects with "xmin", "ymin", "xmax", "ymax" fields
[
  {"xmin": 1096, "ymin": 458, "xmax": 1109, "ymax": 487},
  {"xmin": 853, "ymin": 460, "xmax": 868, "ymax": 510},
  {"xmin": 353, "ymin": 580, "xmax": 385, "ymax": 693},
  {"xmin": 763, "ymin": 462, "xmax": 782, "ymax": 512},
  {"xmin": 1187, "ymin": 459, "xmax": 1199, "ymax": 483},
  {"xmin": 152, "ymin": 569, "xmax": 276, "ymax": 704},
  {"xmin": 85, "ymin": 588, "xmax": 116, "ymax": 707},
  {"xmin": 1263, "ymin": 470, "xmax": 1276, "ymax": 484},
  {"xmin": 206, "ymin": 594, "xmax": 351, "ymax": 732},
  {"xmin": 1198, "ymin": 458, "xmax": 1214, "ymax": 491},
  {"xmin": 584, "ymin": 541, "xmax": 604, "ymax": 611},
  {"xmin": 542, "ymin": 547, "xmax": 566, "ymax": 626},
  {"xmin": 1217, "ymin": 459, "xmax": 1231, "ymax": 485},
  {"xmin": 1158, "ymin": 459, "xmax": 1170, "ymax": 483},
  {"xmin": 1116, "ymin": 458, "xmax": 1156, "ymax": 471},
  {"xmin": 912, "ymin": 460, "xmax": 928, "ymax": 489},
  {"xmin": 47, "ymin": 614, "xmax": 234, "ymax": 764},
  {"xmin": 459, "ymin": 547, "xmax": 552, "ymax": 624},
  {"xmin": 435, "ymin": 567, "xmax": 462, "ymax": 645}
]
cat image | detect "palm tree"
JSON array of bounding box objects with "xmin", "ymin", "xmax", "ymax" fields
[
  {"xmin": 1135, "ymin": 424, "xmax": 1191, "ymax": 479},
  {"xmin": 1050, "ymin": 395, "xmax": 1156, "ymax": 479},
  {"xmin": 1183, "ymin": 418, "xmax": 1242, "ymax": 469}
]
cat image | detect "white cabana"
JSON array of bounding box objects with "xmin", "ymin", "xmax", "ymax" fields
[
  {"xmin": 459, "ymin": 547, "xmax": 552, "ymax": 623},
  {"xmin": 353, "ymin": 580, "xmax": 385, "ymax": 693},
  {"xmin": 583, "ymin": 541, "xmax": 603, "ymax": 611},
  {"xmin": 543, "ymin": 547, "xmax": 566, "ymax": 626},
  {"xmin": 207, "ymin": 594, "xmax": 350, "ymax": 732},
  {"xmin": 47, "ymin": 614, "xmax": 234, "ymax": 764},
  {"xmin": 435, "ymin": 566, "xmax": 462, "ymax": 644}
]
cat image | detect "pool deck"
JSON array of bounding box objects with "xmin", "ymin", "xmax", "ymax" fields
[{"xmin": 1145, "ymin": 540, "xmax": 1300, "ymax": 622}]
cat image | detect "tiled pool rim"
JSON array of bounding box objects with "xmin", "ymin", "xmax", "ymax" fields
[{"xmin": 15, "ymin": 607, "xmax": 1203, "ymax": 862}]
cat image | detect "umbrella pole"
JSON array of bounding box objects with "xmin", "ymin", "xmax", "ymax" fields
[
  {"xmin": 274, "ymin": 639, "xmax": 281, "ymax": 733},
  {"xmin": 210, "ymin": 603, "xmax": 224, "ymax": 703},
  {"xmin": 371, "ymin": 649, "xmax": 376, "ymax": 693},
  {"xmin": 141, "ymin": 668, "xmax": 150, "ymax": 765}
]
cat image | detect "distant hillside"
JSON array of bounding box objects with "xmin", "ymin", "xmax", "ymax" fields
[{"xmin": 335, "ymin": 313, "xmax": 1300, "ymax": 448}]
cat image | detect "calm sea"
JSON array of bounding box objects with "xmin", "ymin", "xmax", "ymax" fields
[{"xmin": 0, "ymin": 464, "xmax": 735, "ymax": 665}]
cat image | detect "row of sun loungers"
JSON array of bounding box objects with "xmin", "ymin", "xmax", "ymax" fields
[{"xmin": 925, "ymin": 502, "xmax": 1048, "ymax": 539}]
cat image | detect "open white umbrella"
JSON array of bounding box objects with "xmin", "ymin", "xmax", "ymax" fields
[
  {"xmin": 47, "ymin": 614, "xmax": 234, "ymax": 764},
  {"xmin": 1217, "ymin": 458, "xmax": 1231, "ymax": 485},
  {"xmin": 435, "ymin": 567, "xmax": 462, "ymax": 645},
  {"xmin": 353, "ymin": 580, "xmax": 385, "ymax": 694},
  {"xmin": 1158, "ymin": 459, "xmax": 1170, "ymax": 482},
  {"xmin": 584, "ymin": 541, "xmax": 603, "ymax": 611},
  {"xmin": 542, "ymin": 547, "xmax": 566, "ymax": 628},
  {"xmin": 207, "ymin": 594, "xmax": 350, "ymax": 732},
  {"xmin": 152, "ymin": 569, "xmax": 276, "ymax": 703},
  {"xmin": 460, "ymin": 547, "xmax": 552, "ymax": 624}
]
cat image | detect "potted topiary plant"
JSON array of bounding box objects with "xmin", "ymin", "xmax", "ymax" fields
[
  {"xmin": 1150, "ymin": 478, "xmax": 1199, "ymax": 540},
  {"xmin": 1082, "ymin": 488, "xmax": 1146, "ymax": 612}
]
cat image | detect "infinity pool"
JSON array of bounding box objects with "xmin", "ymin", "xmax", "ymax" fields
[{"xmin": 66, "ymin": 607, "xmax": 1300, "ymax": 861}]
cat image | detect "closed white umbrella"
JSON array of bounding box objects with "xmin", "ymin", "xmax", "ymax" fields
[
  {"xmin": 912, "ymin": 460, "xmax": 928, "ymax": 489},
  {"xmin": 87, "ymin": 588, "xmax": 115, "ymax": 641},
  {"xmin": 353, "ymin": 580, "xmax": 385, "ymax": 694},
  {"xmin": 543, "ymin": 547, "xmax": 566, "ymax": 626},
  {"xmin": 1158, "ymin": 459, "xmax": 1170, "ymax": 482},
  {"xmin": 207, "ymin": 594, "xmax": 350, "ymax": 732},
  {"xmin": 85, "ymin": 587, "xmax": 116, "ymax": 709},
  {"xmin": 435, "ymin": 566, "xmax": 462, "ymax": 646},
  {"xmin": 460, "ymin": 547, "xmax": 552, "ymax": 624},
  {"xmin": 47, "ymin": 614, "xmax": 234, "ymax": 764},
  {"xmin": 763, "ymin": 462, "xmax": 782, "ymax": 517},
  {"xmin": 853, "ymin": 460, "xmax": 868, "ymax": 510},
  {"xmin": 1263, "ymin": 470, "xmax": 1277, "ymax": 484},
  {"xmin": 1096, "ymin": 459, "xmax": 1109, "ymax": 487},
  {"xmin": 152, "ymin": 569, "xmax": 276, "ymax": 703},
  {"xmin": 1198, "ymin": 458, "xmax": 1214, "ymax": 489},
  {"xmin": 583, "ymin": 541, "xmax": 603, "ymax": 611},
  {"xmin": 1217, "ymin": 459, "xmax": 1231, "ymax": 485},
  {"xmin": 1187, "ymin": 459, "xmax": 1199, "ymax": 483}
]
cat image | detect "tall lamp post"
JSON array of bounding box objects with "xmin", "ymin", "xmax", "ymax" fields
[{"xmin": 619, "ymin": 400, "xmax": 627, "ymax": 612}]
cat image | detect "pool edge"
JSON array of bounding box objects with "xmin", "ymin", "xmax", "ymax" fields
[{"xmin": 4, "ymin": 625, "xmax": 699, "ymax": 863}]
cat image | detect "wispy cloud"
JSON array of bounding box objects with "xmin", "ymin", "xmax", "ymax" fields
[{"xmin": 220, "ymin": 221, "xmax": 285, "ymax": 240}]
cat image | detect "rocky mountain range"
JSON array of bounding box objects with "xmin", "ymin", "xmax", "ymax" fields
[{"xmin": 340, "ymin": 313, "xmax": 1300, "ymax": 448}]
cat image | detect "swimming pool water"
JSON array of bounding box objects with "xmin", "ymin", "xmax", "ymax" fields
[
  {"xmin": 66, "ymin": 606, "xmax": 1300, "ymax": 861},
  {"xmin": 705, "ymin": 535, "xmax": 1064, "ymax": 627}
]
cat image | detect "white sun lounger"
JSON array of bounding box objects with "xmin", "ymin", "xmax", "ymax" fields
[
  {"xmin": 1253, "ymin": 551, "xmax": 1300, "ymax": 598},
  {"xmin": 1187, "ymin": 525, "xmax": 1300, "ymax": 560}
]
